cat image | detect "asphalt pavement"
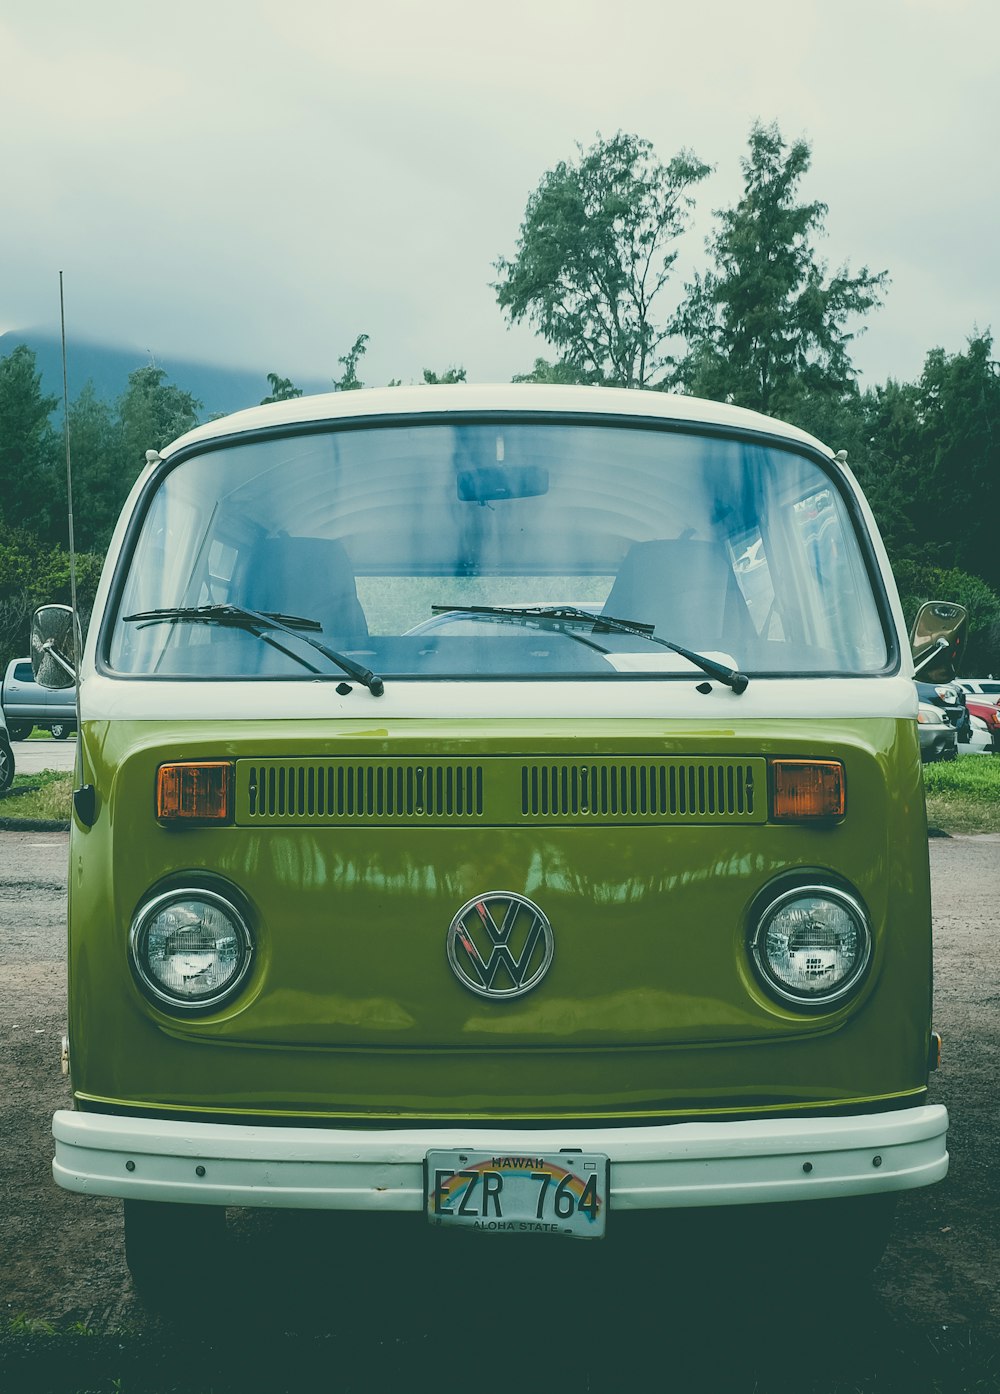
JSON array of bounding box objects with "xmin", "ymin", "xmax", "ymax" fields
[{"xmin": 7, "ymin": 737, "xmax": 77, "ymax": 776}]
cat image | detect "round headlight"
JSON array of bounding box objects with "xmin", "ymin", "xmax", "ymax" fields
[
  {"xmin": 130, "ymin": 889, "xmax": 253, "ymax": 1011},
  {"xmin": 750, "ymin": 884, "xmax": 871, "ymax": 1007}
]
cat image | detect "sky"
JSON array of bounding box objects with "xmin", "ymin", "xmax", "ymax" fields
[{"xmin": 1, "ymin": 0, "xmax": 996, "ymax": 395}]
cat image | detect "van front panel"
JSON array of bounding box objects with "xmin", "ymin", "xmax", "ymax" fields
[{"xmin": 66, "ymin": 712, "xmax": 930, "ymax": 1122}]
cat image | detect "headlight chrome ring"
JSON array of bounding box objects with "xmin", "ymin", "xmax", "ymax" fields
[
  {"xmin": 129, "ymin": 887, "xmax": 254, "ymax": 1012},
  {"xmin": 750, "ymin": 883, "xmax": 872, "ymax": 1009}
]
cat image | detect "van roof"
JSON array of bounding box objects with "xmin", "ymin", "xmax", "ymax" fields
[{"xmin": 162, "ymin": 384, "xmax": 833, "ymax": 459}]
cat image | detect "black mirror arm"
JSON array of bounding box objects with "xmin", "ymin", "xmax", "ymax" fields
[
  {"xmin": 912, "ymin": 637, "xmax": 949, "ymax": 677},
  {"xmin": 40, "ymin": 638, "xmax": 77, "ymax": 681}
]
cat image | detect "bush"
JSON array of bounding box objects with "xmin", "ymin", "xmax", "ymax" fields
[
  {"xmin": 0, "ymin": 530, "xmax": 102, "ymax": 676},
  {"xmin": 892, "ymin": 560, "xmax": 1000, "ymax": 673}
]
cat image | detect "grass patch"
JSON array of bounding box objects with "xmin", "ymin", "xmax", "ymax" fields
[
  {"xmin": 0, "ymin": 770, "xmax": 73, "ymax": 822},
  {"xmin": 924, "ymin": 753, "xmax": 1000, "ymax": 834}
]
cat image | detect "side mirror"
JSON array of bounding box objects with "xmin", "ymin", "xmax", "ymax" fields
[
  {"xmin": 30, "ymin": 605, "xmax": 78, "ymax": 689},
  {"xmin": 910, "ymin": 601, "xmax": 967, "ymax": 681}
]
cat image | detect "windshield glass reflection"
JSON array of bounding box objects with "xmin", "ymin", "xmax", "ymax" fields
[{"xmin": 109, "ymin": 419, "xmax": 888, "ymax": 679}]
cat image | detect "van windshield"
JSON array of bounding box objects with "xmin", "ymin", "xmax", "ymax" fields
[{"xmin": 107, "ymin": 418, "xmax": 890, "ymax": 679}]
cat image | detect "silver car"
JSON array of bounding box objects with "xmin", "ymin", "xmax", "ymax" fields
[
  {"xmin": 917, "ymin": 702, "xmax": 958, "ymax": 762},
  {"xmin": 2, "ymin": 657, "xmax": 77, "ymax": 739},
  {"xmin": 0, "ymin": 702, "xmax": 14, "ymax": 791}
]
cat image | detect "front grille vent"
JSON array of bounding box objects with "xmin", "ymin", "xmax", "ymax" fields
[
  {"xmin": 236, "ymin": 756, "xmax": 765, "ymax": 826},
  {"xmin": 245, "ymin": 762, "xmax": 484, "ymax": 820},
  {"xmin": 521, "ymin": 761, "xmax": 755, "ymax": 819}
]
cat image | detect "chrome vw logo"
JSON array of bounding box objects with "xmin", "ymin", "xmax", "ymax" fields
[{"xmin": 447, "ymin": 892, "xmax": 554, "ymax": 1000}]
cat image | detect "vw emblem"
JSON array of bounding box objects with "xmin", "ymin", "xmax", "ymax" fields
[{"xmin": 447, "ymin": 892, "xmax": 554, "ymax": 1000}]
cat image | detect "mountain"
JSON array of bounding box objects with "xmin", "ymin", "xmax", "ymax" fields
[{"xmin": 0, "ymin": 330, "xmax": 329, "ymax": 421}]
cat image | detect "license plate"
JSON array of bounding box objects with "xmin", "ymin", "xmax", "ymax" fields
[{"xmin": 425, "ymin": 1150, "xmax": 609, "ymax": 1239}]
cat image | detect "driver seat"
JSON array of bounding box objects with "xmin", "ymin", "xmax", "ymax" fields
[
  {"xmin": 239, "ymin": 535, "xmax": 369, "ymax": 639},
  {"xmin": 602, "ymin": 539, "xmax": 754, "ymax": 652}
]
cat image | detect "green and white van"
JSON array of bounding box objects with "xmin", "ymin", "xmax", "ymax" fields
[{"xmin": 40, "ymin": 384, "xmax": 949, "ymax": 1290}]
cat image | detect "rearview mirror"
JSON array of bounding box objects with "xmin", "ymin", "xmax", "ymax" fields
[
  {"xmin": 30, "ymin": 604, "xmax": 78, "ymax": 689},
  {"xmin": 458, "ymin": 465, "xmax": 549, "ymax": 502},
  {"xmin": 910, "ymin": 601, "xmax": 967, "ymax": 681}
]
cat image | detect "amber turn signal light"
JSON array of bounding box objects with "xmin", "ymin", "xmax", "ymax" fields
[
  {"xmin": 770, "ymin": 759, "xmax": 845, "ymax": 821},
  {"xmin": 156, "ymin": 762, "xmax": 232, "ymax": 822}
]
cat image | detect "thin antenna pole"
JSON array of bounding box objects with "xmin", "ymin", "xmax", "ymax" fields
[
  {"xmin": 59, "ymin": 273, "xmax": 78, "ymax": 633},
  {"xmin": 59, "ymin": 272, "xmax": 84, "ymax": 749}
]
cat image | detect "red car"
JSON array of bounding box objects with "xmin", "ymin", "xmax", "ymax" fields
[{"xmin": 966, "ymin": 696, "xmax": 1000, "ymax": 754}]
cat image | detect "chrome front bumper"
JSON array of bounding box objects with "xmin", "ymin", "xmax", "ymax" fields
[{"xmin": 53, "ymin": 1105, "xmax": 948, "ymax": 1211}]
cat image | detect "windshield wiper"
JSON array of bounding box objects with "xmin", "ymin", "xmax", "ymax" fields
[
  {"xmin": 124, "ymin": 604, "xmax": 384, "ymax": 696},
  {"xmin": 431, "ymin": 604, "xmax": 748, "ymax": 693},
  {"xmin": 430, "ymin": 604, "xmax": 620, "ymax": 656}
]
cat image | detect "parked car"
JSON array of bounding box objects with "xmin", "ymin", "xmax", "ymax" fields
[
  {"xmin": 916, "ymin": 702, "xmax": 958, "ymax": 762},
  {"xmin": 957, "ymin": 678, "xmax": 1000, "ymax": 700},
  {"xmin": 1, "ymin": 657, "xmax": 77, "ymax": 739},
  {"xmin": 0, "ymin": 703, "xmax": 13, "ymax": 792},
  {"xmin": 915, "ymin": 679, "xmax": 971, "ymax": 743},
  {"xmin": 965, "ymin": 696, "xmax": 1000, "ymax": 753}
]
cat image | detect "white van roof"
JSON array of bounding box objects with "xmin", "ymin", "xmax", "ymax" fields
[{"xmin": 162, "ymin": 384, "xmax": 833, "ymax": 459}]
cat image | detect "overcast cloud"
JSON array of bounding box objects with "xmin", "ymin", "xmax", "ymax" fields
[{"xmin": 1, "ymin": 0, "xmax": 996, "ymax": 393}]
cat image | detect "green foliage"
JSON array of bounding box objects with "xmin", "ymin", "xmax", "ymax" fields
[
  {"xmin": 902, "ymin": 334, "xmax": 999, "ymax": 590},
  {"xmin": 968, "ymin": 616, "xmax": 1000, "ymax": 677},
  {"xmin": 675, "ymin": 122, "xmax": 888, "ymax": 416},
  {"xmin": 495, "ymin": 132, "xmax": 711, "ymax": 387},
  {"xmin": 333, "ymin": 333, "xmax": 369, "ymax": 391},
  {"xmin": 422, "ymin": 367, "xmax": 467, "ymax": 384},
  {"xmin": 6, "ymin": 1313, "xmax": 58, "ymax": 1336},
  {"xmin": 894, "ymin": 562, "xmax": 999, "ymax": 635},
  {"xmin": 892, "ymin": 559, "xmax": 1000, "ymax": 673},
  {"xmin": 260, "ymin": 372, "xmax": 303, "ymax": 403},
  {"xmin": 119, "ymin": 364, "xmax": 202, "ymax": 465},
  {"xmin": 924, "ymin": 753, "xmax": 1000, "ymax": 834},
  {"xmin": 49, "ymin": 362, "xmax": 203, "ymax": 560},
  {"xmin": 511, "ymin": 357, "xmax": 597, "ymax": 385},
  {"xmin": 0, "ymin": 528, "xmax": 103, "ymax": 674},
  {"xmin": 65, "ymin": 367, "xmax": 201, "ymax": 555},
  {"xmin": 0, "ymin": 345, "xmax": 61, "ymax": 541},
  {"xmin": 0, "ymin": 528, "xmax": 102, "ymax": 602},
  {"xmin": 66, "ymin": 384, "xmax": 126, "ymax": 553},
  {"xmin": 0, "ymin": 346, "xmax": 205, "ymax": 671},
  {"xmin": 1, "ymin": 771, "xmax": 73, "ymax": 823},
  {"xmin": 847, "ymin": 376, "xmax": 925, "ymax": 562},
  {"xmin": 848, "ymin": 333, "xmax": 1000, "ymax": 652}
]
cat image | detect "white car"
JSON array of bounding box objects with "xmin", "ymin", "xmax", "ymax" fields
[{"xmin": 957, "ymin": 678, "xmax": 1000, "ymax": 701}]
